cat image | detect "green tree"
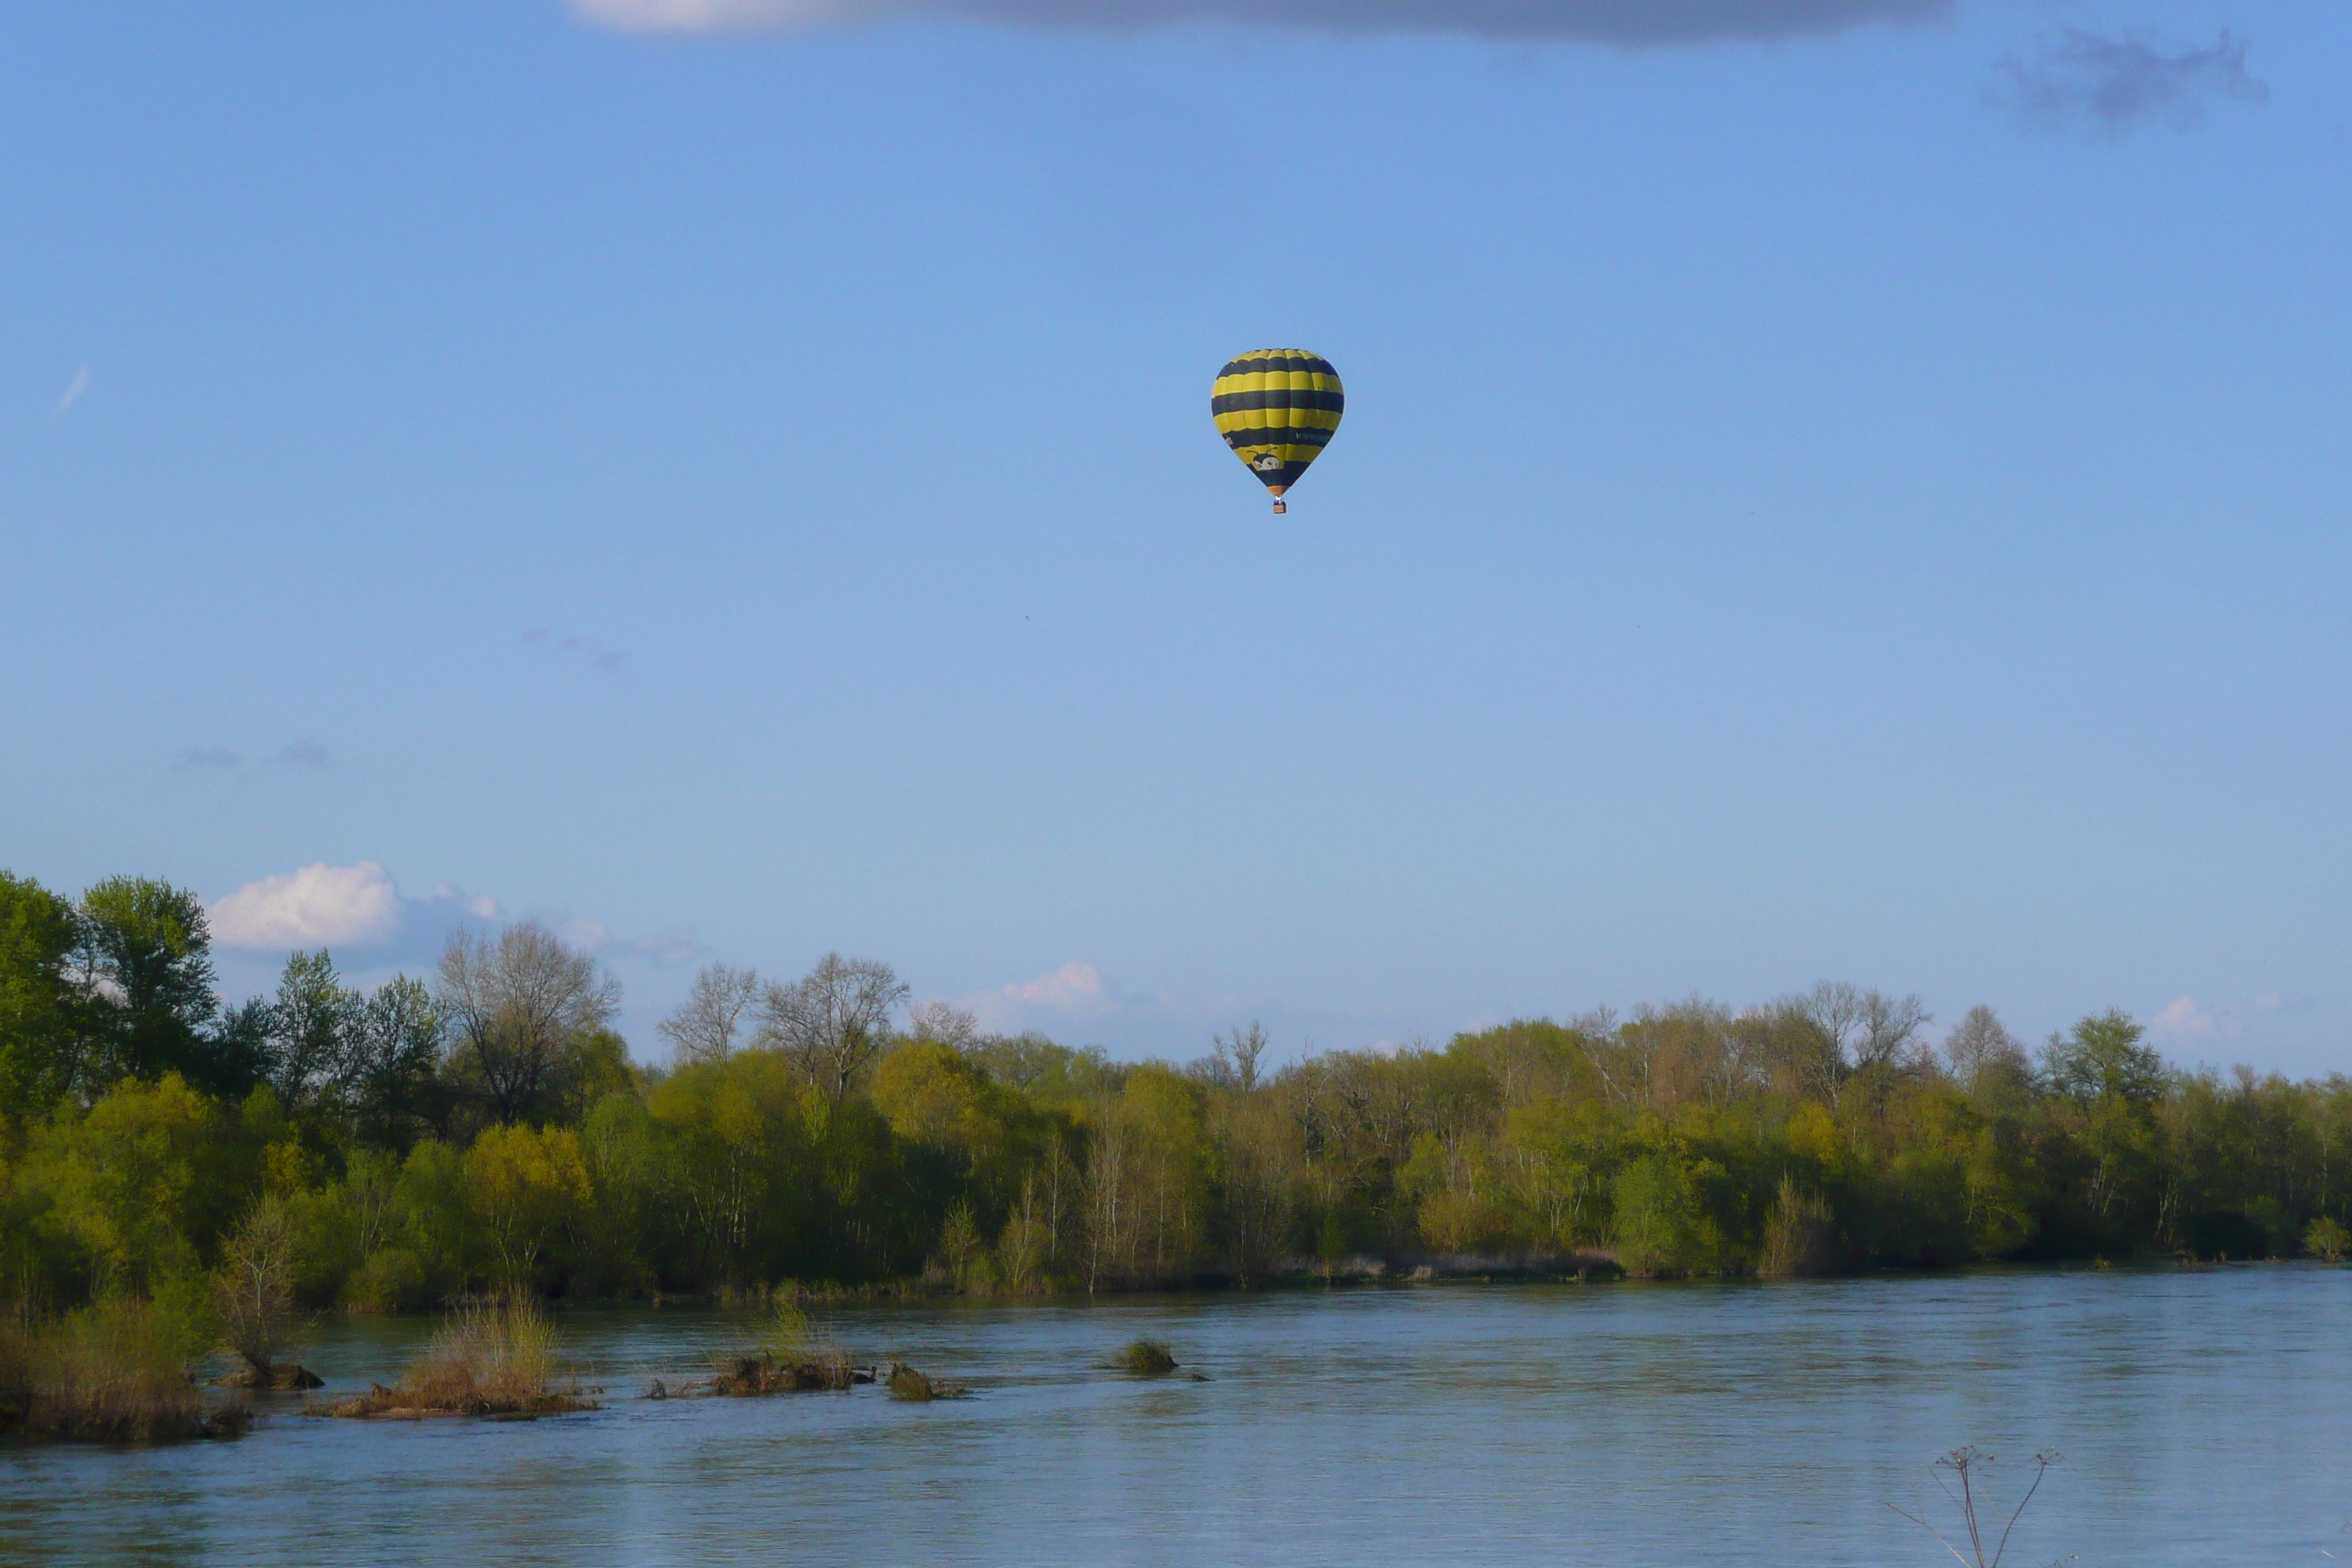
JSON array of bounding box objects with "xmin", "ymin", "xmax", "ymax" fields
[
  {"xmin": 23, "ymin": 1073, "xmax": 240, "ymax": 1293},
  {"xmin": 342, "ymin": 976, "xmax": 445, "ymax": 1149},
  {"xmin": 464, "ymin": 1123, "xmax": 592, "ymax": 1289},
  {"xmin": 265, "ymin": 949, "xmax": 360, "ymax": 1112},
  {"xmin": 1611, "ymin": 1147, "xmax": 1722, "ymax": 1278},
  {"xmin": 0, "ymin": 872, "xmax": 86, "ymax": 1123},
  {"xmin": 74, "ymin": 878, "xmax": 243, "ymax": 1093},
  {"xmin": 2044, "ymin": 1011, "xmax": 2167, "ymax": 1105}
]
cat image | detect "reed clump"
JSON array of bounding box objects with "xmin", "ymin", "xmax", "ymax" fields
[
  {"xmin": 0, "ymin": 1298, "xmax": 247, "ymax": 1444},
  {"xmin": 324, "ymin": 1297, "xmax": 591, "ymax": 1419},
  {"xmin": 884, "ymin": 1362, "xmax": 968, "ymax": 1401},
  {"xmin": 1112, "ymin": 1338, "xmax": 1178, "ymax": 1376}
]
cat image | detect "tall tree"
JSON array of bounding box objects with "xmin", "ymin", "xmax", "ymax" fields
[
  {"xmin": 74, "ymin": 877, "xmax": 232, "ymax": 1092},
  {"xmin": 435, "ymin": 923, "xmax": 619, "ymax": 1126},
  {"xmin": 342, "ymin": 975, "xmax": 444, "ymax": 1148},
  {"xmin": 2045, "ymin": 1011, "xmax": 2167, "ymax": 1104},
  {"xmin": 266, "ymin": 949, "xmax": 361, "ymax": 1112},
  {"xmin": 0, "ymin": 871, "xmax": 86, "ymax": 1120},
  {"xmin": 758, "ymin": 953, "xmax": 908, "ymax": 1101}
]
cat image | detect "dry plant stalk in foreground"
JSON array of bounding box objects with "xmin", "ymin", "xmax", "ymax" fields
[{"xmin": 1887, "ymin": 1447, "xmax": 2065, "ymax": 1568}]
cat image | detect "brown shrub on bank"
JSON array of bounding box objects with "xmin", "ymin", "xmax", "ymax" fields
[{"xmin": 323, "ymin": 1297, "xmax": 591, "ymax": 1419}]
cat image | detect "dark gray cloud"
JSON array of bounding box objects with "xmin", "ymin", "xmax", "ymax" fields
[
  {"xmin": 1989, "ymin": 26, "xmax": 2267, "ymax": 134},
  {"xmin": 173, "ymin": 745, "xmax": 240, "ymax": 771},
  {"xmin": 274, "ymin": 736, "xmax": 335, "ymax": 769},
  {"xmin": 572, "ymin": 0, "xmax": 1953, "ymax": 46},
  {"xmin": 524, "ymin": 627, "xmax": 627, "ymax": 675}
]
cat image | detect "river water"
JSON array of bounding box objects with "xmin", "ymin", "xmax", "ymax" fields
[{"xmin": 4, "ymin": 1264, "xmax": 2348, "ymax": 1566}]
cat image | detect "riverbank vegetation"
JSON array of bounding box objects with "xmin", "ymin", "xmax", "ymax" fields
[{"xmin": 7, "ymin": 868, "xmax": 2352, "ymax": 1363}]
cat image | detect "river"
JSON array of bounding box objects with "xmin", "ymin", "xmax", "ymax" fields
[{"xmin": 5, "ymin": 1264, "xmax": 2348, "ymax": 1565}]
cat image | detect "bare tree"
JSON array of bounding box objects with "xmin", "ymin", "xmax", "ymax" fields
[
  {"xmin": 1944, "ymin": 1006, "xmax": 2024, "ymax": 1082},
  {"xmin": 1212, "ymin": 1022, "xmax": 1270, "ymax": 1092},
  {"xmin": 216, "ymin": 1197, "xmax": 298, "ymax": 1381},
  {"xmin": 907, "ymin": 1000, "xmax": 982, "ymax": 1052},
  {"xmin": 1776, "ymin": 981, "xmax": 1929, "ymax": 1103},
  {"xmin": 757, "ymin": 953, "xmax": 908, "ymax": 1101},
  {"xmin": 435, "ymin": 922, "xmax": 620, "ymax": 1124},
  {"xmin": 657, "ymin": 962, "xmax": 762, "ymax": 1067},
  {"xmin": 1855, "ymin": 990, "xmax": 1931, "ymax": 1072}
]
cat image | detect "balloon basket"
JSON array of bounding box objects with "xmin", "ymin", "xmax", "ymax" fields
[{"xmin": 1271, "ymin": 499, "xmax": 1287, "ymax": 514}]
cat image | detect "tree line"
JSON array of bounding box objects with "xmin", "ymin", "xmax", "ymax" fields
[{"xmin": 4, "ymin": 867, "xmax": 2350, "ymax": 1324}]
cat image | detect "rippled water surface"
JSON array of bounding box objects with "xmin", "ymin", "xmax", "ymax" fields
[{"xmin": 6, "ymin": 1267, "xmax": 2350, "ymax": 1565}]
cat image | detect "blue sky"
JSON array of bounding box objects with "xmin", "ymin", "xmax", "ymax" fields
[{"xmin": 6, "ymin": 1, "xmax": 2347, "ymax": 1074}]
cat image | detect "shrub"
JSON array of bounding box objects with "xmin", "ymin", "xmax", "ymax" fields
[
  {"xmin": 2304, "ymin": 1215, "xmax": 2351, "ymax": 1262},
  {"xmin": 1113, "ymin": 1338, "xmax": 1177, "ymax": 1375},
  {"xmin": 1758, "ymin": 1177, "xmax": 1837, "ymax": 1278},
  {"xmin": 887, "ymin": 1363, "xmax": 941, "ymax": 1401},
  {"xmin": 0, "ymin": 1294, "xmax": 244, "ymax": 1443},
  {"xmin": 326, "ymin": 1297, "xmax": 587, "ymax": 1417}
]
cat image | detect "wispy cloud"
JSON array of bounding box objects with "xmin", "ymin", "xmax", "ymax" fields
[
  {"xmin": 55, "ymin": 366, "xmax": 89, "ymax": 412},
  {"xmin": 570, "ymin": 0, "xmax": 1952, "ymax": 46},
  {"xmin": 560, "ymin": 917, "xmax": 714, "ymax": 969},
  {"xmin": 524, "ymin": 628, "xmax": 627, "ymax": 675},
  {"xmin": 211, "ymin": 862, "xmax": 405, "ymax": 950},
  {"xmin": 1988, "ymin": 26, "xmax": 2267, "ymax": 135},
  {"xmin": 2147, "ymin": 992, "xmax": 2294, "ymax": 1050},
  {"xmin": 273, "ymin": 736, "xmax": 334, "ymax": 770},
  {"xmin": 173, "ymin": 745, "xmax": 241, "ymax": 772},
  {"xmin": 430, "ymin": 881, "xmax": 502, "ymax": 921}
]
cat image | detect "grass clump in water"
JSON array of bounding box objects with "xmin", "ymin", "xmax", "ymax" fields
[
  {"xmin": 885, "ymin": 1362, "xmax": 968, "ymax": 1401},
  {"xmin": 707, "ymin": 1302, "xmax": 858, "ymax": 1395},
  {"xmin": 325, "ymin": 1297, "xmax": 591, "ymax": 1420},
  {"xmin": 0, "ymin": 1295, "xmax": 248, "ymax": 1444},
  {"xmin": 1112, "ymin": 1338, "xmax": 1179, "ymax": 1376}
]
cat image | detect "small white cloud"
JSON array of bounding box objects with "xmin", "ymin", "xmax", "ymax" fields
[
  {"xmin": 56, "ymin": 366, "xmax": 88, "ymax": 412},
  {"xmin": 1008, "ymin": 961, "xmax": 1113, "ymax": 1011},
  {"xmin": 963, "ymin": 961, "xmax": 1139, "ymax": 1034},
  {"xmin": 211, "ymin": 862, "xmax": 404, "ymax": 950}
]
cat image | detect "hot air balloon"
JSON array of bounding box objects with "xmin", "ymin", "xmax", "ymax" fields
[{"xmin": 1211, "ymin": 350, "xmax": 1343, "ymax": 514}]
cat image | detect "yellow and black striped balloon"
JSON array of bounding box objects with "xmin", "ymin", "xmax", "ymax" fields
[{"xmin": 1212, "ymin": 350, "xmax": 1343, "ymax": 511}]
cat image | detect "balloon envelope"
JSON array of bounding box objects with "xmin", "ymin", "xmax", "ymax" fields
[{"xmin": 1212, "ymin": 350, "xmax": 1343, "ymax": 501}]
